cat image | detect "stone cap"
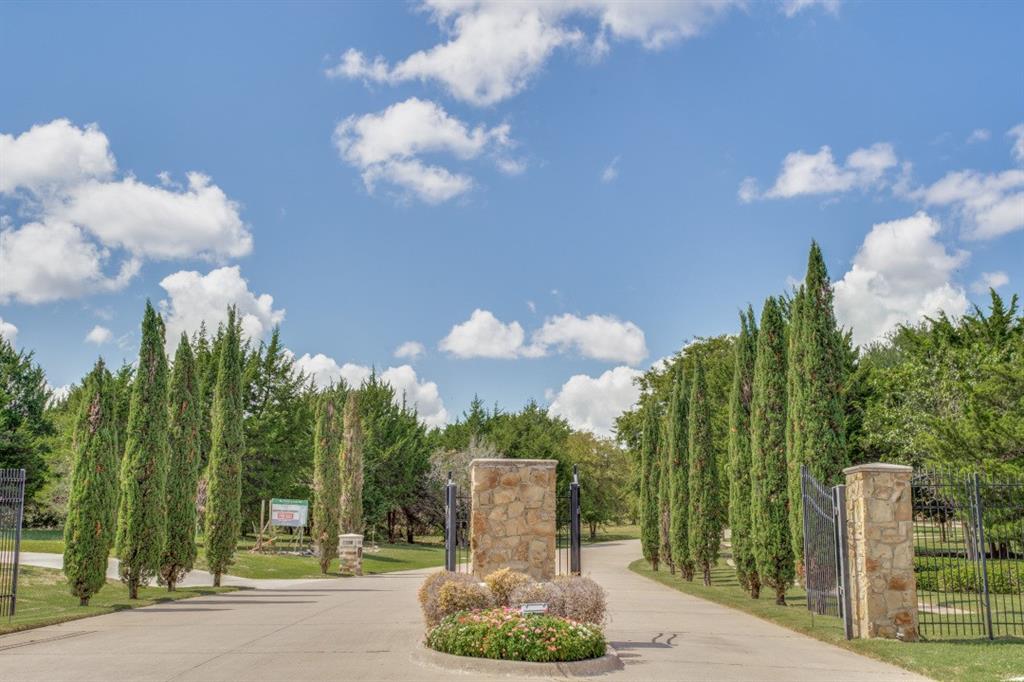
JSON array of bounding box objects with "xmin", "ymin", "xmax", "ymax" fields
[
  {"xmin": 470, "ymin": 458, "xmax": 557, "ymax": 468},
  {"xmin": 843, "ymin": 462, "xmax": 913, "ymax": 475}
]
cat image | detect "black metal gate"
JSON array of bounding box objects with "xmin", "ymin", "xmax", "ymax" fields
[
  {"xmin": 800, "ymin": 466, "xmax": 852, "ymax": 638},
  {"xmin": 0, "ymin": 469, "xmax": 26, "ymax": 618},
  {"xmin": 911, "ymin": 470, "xmax": 1024, "ymax": 639},
  {"xmin": 443, "ymin": 473, "xmax": 470, "ymax": 573},
  {"xmin": 556, "ymin": 465, "xmax": 582, "ymax": 576}
]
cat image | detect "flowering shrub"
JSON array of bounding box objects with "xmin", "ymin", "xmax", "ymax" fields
[
  {"xmin": 484, "ymin": 568, "xmax": 534, "ymax": 606},
  {"xmin": 419, "ymin": 572, "xmax": 485, "ymax": 626},
  {"xmin": 426, "ymin": 607, "xmax": 606, "ymax": 662},
  {"xmin": 509, "ymin": 576, "xmax": 607, "ymax": 625},
  {"xmin": 437, "ymin": 580, "xmax": 494, "ymax": 619}
]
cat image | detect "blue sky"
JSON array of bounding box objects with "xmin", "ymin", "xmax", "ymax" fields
[{"xmin": 1, "ymin": 1, "xmax": 1022, "ymax": 435}]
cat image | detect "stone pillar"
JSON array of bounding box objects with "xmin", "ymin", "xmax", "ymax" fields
[
  {"xmin": 470, "ymin": 459, "xmax": 556, "ymax": 581},
  {"xmin": 338, "ymin": 533, "xmax": 363, "ymax": 576},
  {"xmin": 844, "ymin": 463, "xmax": 918, "ymax": 641}
]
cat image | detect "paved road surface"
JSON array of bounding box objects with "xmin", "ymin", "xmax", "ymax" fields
[{"xmin": 0, "ymin": 541, "xmax": 927, "ymax": 681}]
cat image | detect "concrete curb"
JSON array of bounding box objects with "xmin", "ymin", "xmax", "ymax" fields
[{"xmin": 411, "ymin": 643, "xmax": 623, "ymax": 678}]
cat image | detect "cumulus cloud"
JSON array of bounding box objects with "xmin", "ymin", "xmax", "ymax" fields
[
  {"xmin": 547, "ymin": 366, "xmax": 643, "ymax": 437},
  {"xmin": 834, "ymin": 212, "xmax": 969, "ymax": 347},
  {"xmin": 158, "ymin": 266, "xmax": 285, "ymax": 349},
  {"xmin": 438, "ymin": 309, "xmax": 538, "ymax": 359},
  {"xmin": 84, "ymin": 325, "xmax": 113, "ymax": 345},
  {"xmin": 328, "ymin": 1, "xmax": 741, "ymax": 106},
  {"xmin": 971, "ymin": 271, "xmax": 1009, "ymax": 294},
  {"xmin": 333, "ymin": 97, "xmax": 519, "ymax": 204},
  {"xmin": 0, "ymin": 118, "xmax": 115, "ymax": 195},
  {"xmin": 0, "ymin": 317, "xmax": 17, "ymax": 345},
  {"xmin": 779, "ymin": 0, "xmax": 841, "ymax": 17},
  {"xmin": 293, "ymin": 353, "xmax": 448, "ymax": 427},
  {"xmin": 740, "ymin": 143, "xmax": 898, "ymax": 202},
  {"xmin": 1009, "ymin": 123, "xmax": 1024, "ymax": 163},
  {"xmin": 394, "ymin": 340, "xmax": 426, "ymax": 360},
  {"xmin": 909, "ymin": 169, "xmax": 1024, "ymax": 240}
]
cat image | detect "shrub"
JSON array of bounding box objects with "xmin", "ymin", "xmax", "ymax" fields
[
  {"xmin": 510, "ymin": 581, "xmax": 564, "ymax": 614},
  {"xmin": 438, "ymin": 579, "xmax": 494, "ymax": 618},
  {"xmin": 554, "ymin": 576, "xmax": 607, "ymax": 626},
  {"xmin": 485, "ymin": 568, "xmax": 533, "ymax": 607},
  {"xmin": 426, "ymin": 607, "xmax": 605, "ymax": 662},
  {"xmin": 914, "ymin": 559, "xmax": 1022, "ymax": 595},
  {"xmin": 419, "ymin": 572, "xmax": 484, "ymax": 626}
]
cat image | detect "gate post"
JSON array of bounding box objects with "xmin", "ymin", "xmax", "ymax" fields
[
  {"xmin": 569, "ymin": 465, "xmax": 581, "ymax": 575},
  {"xmin": 843, "ymin": 463, "xmax": 918, "ymax": 641},
  {"xmin": 833, "ymin": 484, "xmax": 853, "ymax": 640},
  {"xmin": 444, "ymin": 472, "xmax": 457, "ymax": 572}
]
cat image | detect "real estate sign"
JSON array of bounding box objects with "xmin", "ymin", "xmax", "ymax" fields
[{"xmin": 270, "ymin": 498, "xmax": 309, "ymax": 527}]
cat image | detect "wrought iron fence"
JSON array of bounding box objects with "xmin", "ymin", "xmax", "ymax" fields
[
  {"xmin": 555, "ymin": 466, "xmax": 582, "ymax": 576},
  {"xmin": 0, "ymin": 469, "xmax": 26, "ymax": 618},
  {"xmin": 912, "ymin": 470, "xmax": 1024, "ymax": 639},
  {"xmin": 443, "ymin": 474, "xmax": 471, "ymax": 573},
  {"xmin": 800, "ymin": 466, "xmax": 852, "ymax": 638}
]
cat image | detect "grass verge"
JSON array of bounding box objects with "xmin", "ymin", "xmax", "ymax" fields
[
  {"xmin": 0, "ymin": 565, "xmax": 237, "ymax": 636},
  {"xmin": 630, "ymin": 557, "xmax": 1023, "ymax": 682}
]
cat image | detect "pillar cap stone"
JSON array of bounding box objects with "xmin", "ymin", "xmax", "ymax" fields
[
  {"xmin": 470, "ymin": 458, "xmax": 557, "ymax": 468},
  {"xmin": 843, "ymin": 462, "xmax": 913, "ymax": 475}
]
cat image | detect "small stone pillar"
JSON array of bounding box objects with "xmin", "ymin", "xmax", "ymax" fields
[
  {"xmin": 470, "ymin": 459, "xmax": 556, "ymax": 580},
  {"xmin": 338, "ymin": 533, "xmax": 363, "ymax": 576},
  {"xmin": 844, "ymin": 463, "xmax": 918, "ymax": 641}
]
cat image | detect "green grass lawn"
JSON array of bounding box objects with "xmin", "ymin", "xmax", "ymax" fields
[
  {"xmin": 0, "ymin": 565, "xmax": 237, "ymax": 636},
  {"xmin": 20, "ymin": 529, "xmax": 65, "ymax": 554},
  {"xmin": 630, "ymin": 555, "xmax": 1024, "ymax": 682},
  {"xmin": 583, "ymin": 524, "xmax": 639, "ymax": 544}
]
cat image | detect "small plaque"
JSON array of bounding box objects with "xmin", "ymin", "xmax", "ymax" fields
[{"xmin": 520, "ymin": 602, "xmax": 548, "ymax": 616}]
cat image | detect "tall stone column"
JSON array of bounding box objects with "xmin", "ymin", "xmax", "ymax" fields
[
  {"xmin": 470, "ymin": 459, "xmax": 556, "ymax": 580},
  {"xmin": 843, "ymin": 463, "xmax": 918, "ymax": 641}
]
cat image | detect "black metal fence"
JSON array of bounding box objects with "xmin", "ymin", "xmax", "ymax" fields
[
  {"xmin": 800, "ymin": 466, "xmax": 852, "ymax": 638},
  {"xmin": 443, "ymin": 474, "xmax": 471, "ymax": 573},
  {"xmin": 0, "ymin": 469, "xmax": 26, "ymax": 618},
  {"xmin": 911, "ymin": 470, "xmax": 1024, "ymax": 639},
  {"xmin": 555, "ymin": 466, "xmax": 582, "ymax": 576}
]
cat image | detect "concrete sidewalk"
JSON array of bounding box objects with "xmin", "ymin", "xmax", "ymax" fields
[{"xmin": 0, "ymin": 541, "xmax": 928, "ymax": 681}]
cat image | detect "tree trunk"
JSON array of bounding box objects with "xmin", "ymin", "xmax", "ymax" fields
[
  {"xmin": 702, "ymin": 563, "xmax": 712, "ymax": 586},
  {"xmin": 213, "ymin": 572, "xmax": 221, "ymax": 587},
  {"xmin": 386, "ymin": 510, "xmax": 397, "ymax": 544},
  {"xmin": 167, "ymin": 580, "xmax": 176, "ymax": 592},
  {"xmin": 651, "ymin": 558, "xmax": 659, "ymax": 571},
  {"xmin": 403, "ymin": 507, "xmax": 416, "ymax": 544},
  {"xmin": 750, "ymin": 574, "xmax": 761, "ymax": 599},
  {"xmin": 128, "ymin": 578, "xmax": 138, "ymax": 600},
  {"xmin": 589, "ymin": 521, "xmax": 597, "ymax": 541},
  {"xmin": 775, "ymin": 586, "xmax": 786, "ymax": 606},
  {"xmin": 80, "ymin": 597, "xmax": 90, "ymax": 607}
]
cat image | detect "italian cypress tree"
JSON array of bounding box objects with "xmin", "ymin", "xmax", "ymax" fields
[
  {"xmin": 312, "ymin": 386, "xmax": 344, "ymax": 573},
  {"xmin": 64, "ymin": 359, "xmax": 118, "ymax": 606},
  {"xmin": 160, "ymin": 334, "xmax": 201, "ymax": 591},
  {"xmin": 667, "ymin": 365, "xmax": 694, "ymax": 581},
  {"xmin": 639, "ymin": 400, "xmax": 661, "ymax": 570},
  {"xmin": 205, "ymin": 308, "xmax": 245, "ymax": 587},
  {"xmin": 785, "ymin": 287, "xmax": 806, "ymax": 567},
  {"xmin": 751, "ymin": 297, "xmax": 794, "ymax": 605},
  {"xmin": 687, "ymin": 357, "xmax": 720, "ymax": 586},
  {"xmin": 116, "ymin": 302, "xmax": 170, "ymax": 599},
  {"xmin": 728, "ymin": 306, "xmax": 760, "ymax": 598},
  {"xmin": 657, "ymin": 416, "xmax": 674, "ymax": 574},
  {"xmin": 339, "ymin": 392, "xmax": 364, "ymax": 534}
]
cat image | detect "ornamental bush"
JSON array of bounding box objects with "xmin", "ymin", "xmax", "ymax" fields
[
  {"xmin": 915, "ymin": 559, "xmax": 1022, "ymax": 594},
  {"xmin": 508, "ymin": 576, "xmax": 607, "ymax": 626},
  {"xmin": 438, "ymin": 580, "xmax": 494, "ymax": 618},
  {"xmin": 426, "ymin": 608, "xmax": 606, "ymax": 662},
  {"xmin": 485, "ymin": 568, "xmax": 533, "ymax": 607},
  {"xmin": 418, "ymin": 571, "xmax": 482, "ymax": 626}
]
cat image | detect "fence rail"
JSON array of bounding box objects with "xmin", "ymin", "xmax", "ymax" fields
[
  {"xmin": 0, "ymin": 469, "xmax": 26, "ymax": 619},
  {"xmin": 800, "ymin": 466, "xmax": 852, "ymax": 638}
]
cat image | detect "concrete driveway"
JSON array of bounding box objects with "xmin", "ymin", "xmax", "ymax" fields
[{"xmin": 0, "ymin": 540, "xmax": 928, "ymax": 681}]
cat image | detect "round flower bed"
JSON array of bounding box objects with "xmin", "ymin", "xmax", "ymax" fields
[{"xmin": 425, "ymin": 607, "xmax": 606, "ymax": 663}]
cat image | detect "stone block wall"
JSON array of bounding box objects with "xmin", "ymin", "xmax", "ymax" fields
[
  {"xmin": 470, "ymin": 458, "xmax": 557, "ymax": 580},
  {"xmin": 844, "ymin": 463, "xmax": 918, "ymax": 641}
]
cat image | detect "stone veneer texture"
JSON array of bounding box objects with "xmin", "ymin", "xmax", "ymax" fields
[
  {"xmin": 470, "ymin": 458, "xmax": 557, "ymax": 580},
  {"xmin": 844, "ymin": 463, "xmax": 919, "ymax": 641}
]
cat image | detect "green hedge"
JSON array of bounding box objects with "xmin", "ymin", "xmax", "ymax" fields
[
  {"xmin": 426, "ymin": 607, "xmax": 605, "ymax": 662},
  {"xmin": 914, "ymin": 558, "xmax": 1022, "ymax": 594}
]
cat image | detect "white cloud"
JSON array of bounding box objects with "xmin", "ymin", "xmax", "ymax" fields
[
  {"xmin": 84, "ymin": 325, "xmax": 113, "ymax": 345},
  {"xmin": 780, "ymin": 0, "xmax": 841, "ymax": 17},
  {"xmin": 333, "ymin": 97, "xmax": 518, "ymax": 203},
  {"xmin": 394, "ymin": 340, "xmax": 426, "ymax": 360},
  {"xmin": 158, "ymin": 266, "xmax": 285, "ymax": 349},
  {"xmin": 971, "ymin": 271, "xmax": 1009, "ymax": 294},
  {"xmin": 741, "ymin": 143, "xmax": 898, "ymax": 201},
  {"xmin": 834, "ymin": 212, "xmax": 969, "ymax": 346},
  {"xmin": 0, "ymin": 118, "xmax": 115, "ymax": 195},
  {"xmin": 0, "ymin": 220, "xmax": 139, "ymax": 304},
  {"xmin": 601, "ymin": 156, "xmax": 620, "ymax": 183},
  {"xmin": 547, "ymin": 366, "xmax": 642, "ymax": 437},
  {"xmin": 47, "ymin": 384, "xmax": 72, "ymax": 405},
  {"xmin": 293, "ymin": 353, "xmax": 448, "ymax": 427},
  {"xmin": 438, "ymin": 309, "xmax": 538, "ymax": 359},
  {"xmin": 967, "ymin": 128, "xmax": 991, "ymax": 144},
  {"xmin": 0, "ymin": 317, "xmax": 17, "ymax": 345},
  {"xmin": 1009, "ymin": 123, "xmax": 1024, "ymax": 162},
  {"xmin": 910, "ymin": 169, "xmax": 1024, "ymax": 240},
  {"xmin": 328, "ymin": 1, "xmax": 740, "ymax": 106},
  {"xmin": 532, "ymin": 313, "xmax": 647, "ymax": 365}
]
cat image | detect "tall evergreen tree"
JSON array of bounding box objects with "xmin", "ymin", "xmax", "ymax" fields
[
  {"xmin": 657, "ymin": 415, "xmax": 674, "ymax": 573},
  {"xmin": 312, "ymin": 385, "xmax": 344, "ymax": 573},
  {"xmin": 785, "ymin": 287, "xmax": 806, "ymax": 568},
  {"xmin": 63, "ymin": 359, "xmax": 118, "ymax": 606},
  {"xmin": 160, "ymin": 334, "xmax": 201, "ymax": 591},
  {"xmin": 639, "ymin": 400, "xmax": 661, "ymax": 570},
  {"xmin": 340, "ymin": 392, "xmax": 364, "ymax": 534},
  {"xmin": 688, "ymin": 358, "xmax": 720, "ymax": 586},
  {"xmin": 728, "ymin": 306, "xmax": 760, "ymax": 598},
  {"xmin": 116, "ymin": 302, "xmax": 170, "ymax": 599},
  {"xmin": 667, "ymin": 365, "xmax": 694, "ymax": 580},
  {"xmin": 205, "ymin": 308, "xmax": 245, "ymax": 587},
  {"xmin": 751, "ymin": 297, "xmax": 794, "ymax": 605}
]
